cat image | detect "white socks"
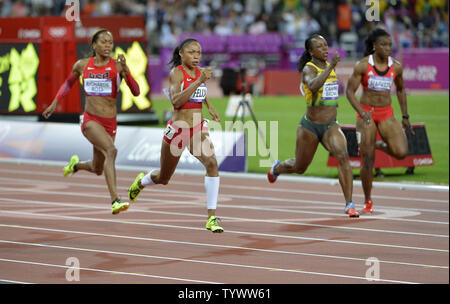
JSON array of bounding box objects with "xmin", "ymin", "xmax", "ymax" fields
[
  {"xmin": 141, "ymin": 170, "xmax": 156, "ymax": 186},
  {"xmin": 204, "ymin": 176, "xmax": 220, "ymax": 210}
]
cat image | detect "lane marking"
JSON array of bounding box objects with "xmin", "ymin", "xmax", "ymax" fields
[
  {"xmin": 0, "ymin": 258, "xmax": 221, "ymax": 284},
  {"xmin": 1, "ymin": 158, "xmax": 447, "ymax": 193},
  {"xmin": 0, "ymin": 197, "xmax": 447, "ymax": 238},
  {"xmin": 0, "ymin": 211, "xmax": 448, "ymax": 253},
  {"xmin": 0, "ymin": 240, "xmax": 422, "ymax": 284},
  {"xmin": 0, "ymin": 186, "xmax": 447, "ymax": 226},
  {"xmin": 0, "ymin": 168, "xmax": 448, "ymax": 203}
]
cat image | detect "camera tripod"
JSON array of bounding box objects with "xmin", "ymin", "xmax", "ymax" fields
[{"xmin": 229, "ymin": 67, "xmax": 273, "ymax": 163}]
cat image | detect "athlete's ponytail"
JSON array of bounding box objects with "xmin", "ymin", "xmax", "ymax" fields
[
  {"xmin": 168, "ymin": 38, "xmax": 199, "ymax": 69},
  {"xmin": 364, "ymin": 28, "xmax": 390, "ymax": 56},
  {"xmin": 297, "ymin": 34, "xmax": 321, "ymax": 72}
]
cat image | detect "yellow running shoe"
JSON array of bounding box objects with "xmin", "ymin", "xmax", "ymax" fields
[
  {"xmin": 63, "ymin": 155, "xmax": 79, "ymax": 177},
  {"xmin": 205, "ymin": 216, "xmax": 224, "ymax": 233},
  {"xmin": 111, "ymin": 198, "xmax": 129, "ymax": 215},
  {"xmin": 128, "ymin": 172, "xmax": 145, "ymax": 202}
]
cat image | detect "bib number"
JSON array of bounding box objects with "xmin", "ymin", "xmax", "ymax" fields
[
  {"xmin": 189, "ymin": 85, "xmax": 207, "ymax": 102},
  {"xmin": 164, "ymin": 124, "xmax": 176, "ymax": 140},
  {"xmin": 322, "ymin": 81, "xmax": 339, "ymax": 100},
  {"xmin": 368, "ymin": 76, "xmax": 392, "ymax": 91},
  {"xmin": 84, "ymin": 78, "xmax": 113, "ymax": 96}
]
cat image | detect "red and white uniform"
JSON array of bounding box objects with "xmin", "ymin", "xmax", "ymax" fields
[
  {"xmin": 174, "ymin": 65, "xmax": 207, "ymax": 110},
  {"xmin": 80, "ymin": 57, "xmax": 121, "ymax": 137},
  {"xmin": 361, "ymin": 55, "xmax": 396, "ymax": 92},
  {"xmin": 82, "ymin": 57, "xmax": 121, "ymax": 98},
  {"xmin": 358, "ymin": 55, "xmax": 396, "ymax": 124}
]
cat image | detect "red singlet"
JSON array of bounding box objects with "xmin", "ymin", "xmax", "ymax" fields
[
  {"xmin": 361, "ymin": 55, "xmax": 396, "ymax": 92},
  {"xmin": 174, "ymin": 65, "xmax": 207, "ymax": 110},
  {"xmin": 82, "ymin": 57, "xmax": 121, "ymax": 99}
]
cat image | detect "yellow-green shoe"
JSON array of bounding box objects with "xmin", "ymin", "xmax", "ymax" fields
[
  {"xmin": 205, "ymin": 216, "xmax": 224, "ymax": 233},
  {"xmin": 128, "ymin": 172, "xmax": 145, "ymax": 202},
  {"xmin": 111, "ymin": 198, "xmax": 129, "ymax": 215},
  {"xmin": 63, "ymin": 155, "xmax": 79, "ymax": 177}
]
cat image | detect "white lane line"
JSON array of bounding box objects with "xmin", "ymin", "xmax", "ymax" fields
[
  {"xmin": 0, "ymin": 210, "xmax": 448, "ymax": 253},
  {"xmin": 1, "ymin": 158, "xmax": 447, "ymax": 193},
  {"xmin": 0, "ymin": 240, "xmax": 421, "ymax": 284},
  {"xmin": 0, "ymin": 278, "xmax": 32, "ymax": 284},
  {"xmin": 0, "ymin": 175, "xmax": 448, "ymax": 216},
  {"xmin": 0, "ymin": 168, "xmax": 448, "ymax": 203},
  {"xmin": 0, "ymin": 185, "xmax": 447, "ymax": 226},
  {"xmin": 0, "ymin": 197, "xmax": 447, "ymax": 238},
  {"xmin": 1, "ymin": 225, "xmax": 447, "ymax": 269},
  {"xmin": 0, "ymin": 258, "xmax": 221, "ymax": 284}
]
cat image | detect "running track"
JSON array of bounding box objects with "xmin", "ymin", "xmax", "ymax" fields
[{"xmin": 0, "ymin": 160, "xmax": 448, "ymax": 285}]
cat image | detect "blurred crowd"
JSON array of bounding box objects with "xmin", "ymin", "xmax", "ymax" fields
[{"xmin": 1, "ymin": 0, "xmax": 448, "ymax": 55}]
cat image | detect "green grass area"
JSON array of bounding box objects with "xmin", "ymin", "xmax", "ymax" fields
[{"xmin": 148, "ymin": 93, "xmax": 449, "ymax": 184}]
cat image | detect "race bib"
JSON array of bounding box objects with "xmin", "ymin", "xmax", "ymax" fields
[
  {"xmin": 368, "ymin": 76, "xmax": 392, "ymax": 91},
  {"xmin": 322, "ymin": 81, "xmax": 339, "ymax": 100},
  {"xmin": 164, "ymin": 124, "xmax": 176, "ymax": 140},
  {"xmin": 84, "ymin": 78, "xmax": 113, "ymax": 96},
  {"xmin": 189, "ymin": 84, "xmax": 207, "ymax": 103}
]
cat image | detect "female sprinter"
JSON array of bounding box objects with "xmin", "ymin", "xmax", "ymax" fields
[
  {"xmin": 346, "ymin": 28, "xmax": 414, "ymax": 214},
  {"xmin": 42, "ymin": 29, "xmax": 140, "ymax": 215},
  {"xmin": 127, "ymin": 38, "xmax": 224, "ymax": 232},
  {"xmin": 267, "ymin": 34, "xmax": 359, "ymax": 218}
]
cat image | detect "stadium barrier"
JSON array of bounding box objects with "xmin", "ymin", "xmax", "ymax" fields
[
  {"xmin": 0, "ymin": 119, "xmax": 246, "ymax": 172},
  {"xmin": 327, "ymin": 123, "xmax": 434, "ymax": 173}
]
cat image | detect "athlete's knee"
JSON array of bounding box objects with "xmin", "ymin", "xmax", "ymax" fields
[
  {"xmin": 93, "ymin": 166, "xmax": 103, "ymax": 176},
  {"xmin": 391, "ymin": 145, "xmax": 408, "ymax": 159},
  {"xmin": 105, "ymin": 146, "xmax": 118, "ymax": 158},
  {"xmin": 333, "ymin": 149, "xmax": 349, "ymax": 163}
]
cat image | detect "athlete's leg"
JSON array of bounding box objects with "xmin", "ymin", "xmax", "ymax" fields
[
  {"xmin": 274, "ymin": 124, "xmax": 319, "ymax": 175},
  {"xmin": 189, "ymin": 130, "xmax": 219, "ymax": 216},
  {"xmin": 82, "ymin": 121, "xmax": 118, "ymax": 201},
  {"xmin": 356, "ymin": 117, "xmax": 378, "ymax": 203},
  {"xmin": 75, "ymin": 146, "xmax": 105, "ymax": 176},
  {"xmin": 322, "ymin": 124, "xmax": 353, "ymax": 204},
  {"xmin": 189, "ymin": 130, "xmax": 223, "ymax": 232},
  {"xmin": 377, "ymin": 117, "xmax": 408, "ymax": 159},
  {"xmin": 144, "ymin": 140, "xmax": 182, "ymax": 187}
]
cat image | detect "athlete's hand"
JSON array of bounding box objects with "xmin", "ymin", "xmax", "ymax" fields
[
  {"xmin": 199, "ymin": 67, "xmax": 212, "ymax": 83},
  {"xmin": 402, "ymin": 117, "xmax": 415, "ymax": 135},
  {"xmin": 361, "ymin": 108, "xmax": 373, "ymax": 127},
  {"xmin": 330, "ymin": 52, "xmax": 340, "ymax": 68},
  {"xmin": 117, "ymin": 54, "xmax": 129, "ymax": 73},
  {"xmin": 42, "ymin": 101, "xmax": 57, "ymax": 119},
  {"xmin": 208, "ymin": 106, "xmax": 220, "ymax": 122}
]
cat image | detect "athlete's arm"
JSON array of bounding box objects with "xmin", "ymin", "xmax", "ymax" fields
[
  {"xmin": 117, "ymin": 54, "xmax": 140, "ymax": 96},
  {"xmin": 394, "ymin": 61, "xmax": 414, "ymax": 134},
  {"xmin": 204, "ymin": 98, "xmax": 220, "ymax": 122},
  {"xmin": 346, "ymin": 61, "xmax": 371, "ymax": 120},
  {"xmin": 42, "ymin": 59, "xmax": 84, "ymax": 119},
  {"xmin": 303, "ymin": 52, "xmax": 340, "ymax": 94},
  {"xmin": 169, "ymin": 67, "xmax": 211, "ymax": 109}
]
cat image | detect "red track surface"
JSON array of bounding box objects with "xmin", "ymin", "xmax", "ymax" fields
[{"xmin": 0, "ymin": 162, "xmax": 448, "ymax": 284}]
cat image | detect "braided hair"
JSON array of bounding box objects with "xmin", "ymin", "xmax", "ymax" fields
[
  {"xmin": 364, "ymin": 28, "xmax": 390, "ymax": 56},
  {"xmin": 297, "ymin": 34, "xmax": 322, "ymax": 73},
  {"xmin": 168, "ymin": 38, "xmax": 199, "ymax": 69}
]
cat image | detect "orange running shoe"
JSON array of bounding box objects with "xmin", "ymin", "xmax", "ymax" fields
[
  {"xmin": 267, "ymin": 160, "xmax": 280, "ymax": 183},
  {"xmin": 361, "ymin": 200, "xmax": 373, "ymax": 214},
  {"xmin": 345, "ymin": 202, "xmax": 360, "ymax": 218}
]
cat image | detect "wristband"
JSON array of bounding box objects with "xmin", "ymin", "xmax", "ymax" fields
[{"xmin": 402, "ymin": 114, "xmax": 409, "ymax": 119}]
